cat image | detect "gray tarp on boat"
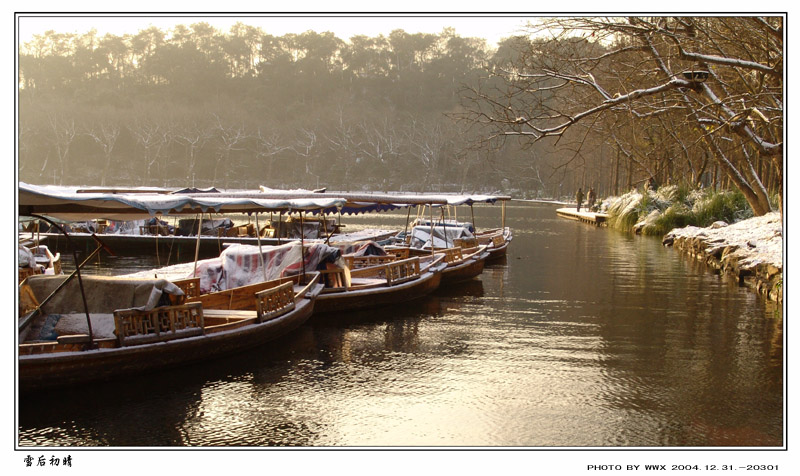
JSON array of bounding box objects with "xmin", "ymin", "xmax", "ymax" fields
[
  {"xmin": 408, "ymin": 225, "xmax": 475, "ymax": 249},
  {"xmin": 24, "ymin": 275, "xmax": 184, "ymax": 315},
  {"xmin": 126, "ymin": 242, "xmax": 342, "ymax": 294}
]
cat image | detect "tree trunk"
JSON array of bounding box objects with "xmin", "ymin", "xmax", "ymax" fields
[
  {"xmin": 712, "ymin": 148, "xmax": 772, "ymax": 216},
  {"xmin": 626, "ymin": 157, "xmax": 634, "ymax": 191}
]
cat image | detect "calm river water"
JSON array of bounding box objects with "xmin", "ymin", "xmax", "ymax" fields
[{"xmin": 17, "ymin": 202, "xmax": 783, "ymax": 448}]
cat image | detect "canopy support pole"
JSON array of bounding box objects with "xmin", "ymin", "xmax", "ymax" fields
[
  {"xmin": 429, "ymin": 203, "xmax": 435, "ymax": 255},
  {"xmin": 255, "ymin": 213, "xmax": 267, "ymax": 282},
  {"xmin": 471, "ymin": 204, "xmax": 476, "ymax": 233},
  {"xmin": 405, "ymin": 206, "xmax": 412, "ymax": 236},
  {"xmin": 300, "ymin": 211, "xmax": 306, "ymax": 281},
  {"xmin": 277, "ymin": 212, "xmax": 283, "ymax": 245},
  {"xmin": 193, "ymin": 213, "xmax": 203, "ymax": 278},
  {"xmin": 441, "ymin": 206, "xmax": 449, "ymax": 249},
  {"xmin": 154, "ymin": 218, "xmax": 160, "ymax": 267},
  {"xmin": 324, "ymin": 212, "xmax": 336, "ymax": 245},
  {"xmin": 501, "ymin": 201, "xmax": 506, "ymax": 230}
]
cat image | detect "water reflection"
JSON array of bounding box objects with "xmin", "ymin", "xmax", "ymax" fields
[{"xmin": 18, "ymin": 203, "xmax": 782, "ymax": 447}]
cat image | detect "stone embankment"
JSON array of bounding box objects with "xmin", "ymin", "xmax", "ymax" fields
[{"xmin": 662, "ymin": 212, "xmax": 783, "ymax": 302}]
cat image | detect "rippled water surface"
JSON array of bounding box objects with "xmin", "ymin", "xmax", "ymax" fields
[{"xmin": 18, "ymin": 202, "xmax": 783, "ymax": 447}]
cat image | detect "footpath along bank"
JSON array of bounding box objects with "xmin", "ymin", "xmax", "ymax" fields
[{"xmin": 661, "ymin": 212, "xmax": 783, "ymax": 302}]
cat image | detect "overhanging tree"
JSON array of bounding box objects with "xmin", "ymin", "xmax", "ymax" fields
[{"xmin": 459, "ymin": 16, "xmax": 783, "ymax": 216}]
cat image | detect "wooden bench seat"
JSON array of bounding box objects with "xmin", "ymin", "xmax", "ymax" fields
[{"xmin": 349, "ymin": 277, "xmax": 389, "ymax": 289}]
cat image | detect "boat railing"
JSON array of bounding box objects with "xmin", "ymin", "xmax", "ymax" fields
[
  {"xmin": 476, "ymin": 227, "xmax": 503, "ymax": 237},
  {"xmin": 114, "ymin": 302, "xmax": 205, "ymax": 347},
  {"xmin": 476, "ymin": 232, "xmax": 503, "ymax": 246},
  {"xmin": 418, "ymin": 253, "xmax": 446, "ymax": 274},
  {"xmin": 255, "ymin": 281, "xmax": 296, "ymax": 323},
  {"xmin": 171, "ymin": 277, "xmax": 201, "ymax": 303},
  {"xmin": 185, "ymin": 277, "xmax": 297, "ymax": 310},
  {"xmin": 436, "ymin": 247, "xmax": 464, "ymax": 264},
  {"xmin": 319, "ymin": 266, "xmax": 351, "ymax": 292},
  {"xmin": 387, "ymin": 247, "xmax": 410, "ymax": 259},
  {"xmin": 384, "ymin": 257, "xmax": 421, "ymax": 286},
  {"xmin": 344, "ymin": 254, "xmax": 397, "ymax": 269},
  {"xmin": 319, "ymin": 256, "xmax": 422, "ymax": 291},
  {"xmin": 453, "ymin": 237, "xmax": 478, "ymax": 249},
  {"xmin": 293, "ymin": 272, "xmax": 321, "ymax": 300},
  {"xmin": 459, "ymin": 245, "xmax": 490, "ymax": 261},
  {"xmin": 224, "ymin": 223, "xmax": 256, "ymax": 237},
  {"xmin": 492, "ymin": 234, "xmax": 505, "ymax": 248}
]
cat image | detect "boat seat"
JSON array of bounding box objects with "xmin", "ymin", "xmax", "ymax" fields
[
  {"xmin": 349, "ymin": 277, "xmax": 387, "ymax": 289},
  {"xmin": 203, "ymin": 309, "xmax": 258, "ymax": 319},
  {"xmin": 54, "ymin": 313, "xmax": 118, "ymax": 339}
]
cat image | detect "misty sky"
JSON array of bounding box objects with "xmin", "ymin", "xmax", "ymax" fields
[{"xmin": 17, "ymin": 14, "xmax": 537, "ymax": 47}]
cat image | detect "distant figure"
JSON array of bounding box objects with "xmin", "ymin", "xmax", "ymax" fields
[
  {"xmin": 576, "ymin": 187, "xmax": 584, "ymax": 212},
  {"xmin": 647, "ymin": 177, "xmax": 656, "ymax": 190},
  {"xmin": 587, "ymin": 187, "xmax": 596, "ymax": 211}
]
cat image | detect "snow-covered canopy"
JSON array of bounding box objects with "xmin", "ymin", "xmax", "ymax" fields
[
  {"xmin": 411, "ymin": 193, "xmax": 511, "ymax": 206},
  {"xmin": 257, "ymin": 188, "xmax": 450, "ymax": 215},
  {"xmin": 18, "ymin": 182, "xmax": 347, "ymax": 222},
  {"xmin": 256, "ymin": 187, "xmax": 510, "ymax": 213}
]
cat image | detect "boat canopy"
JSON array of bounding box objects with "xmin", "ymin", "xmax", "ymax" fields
[
  {"xmin": 410, "ymin": 194, "xmax": 511, "ymax": 206},
  {"xmin": 18, "ymin": 182, "xmax": 347, "ymax": 221},
  {"xmin": 256, "ymin": 188, "xmax": 450, "ymax": 215},
  {"xmin": 255, "ymin": 187, "xmax": 511, "ymax": 213}
]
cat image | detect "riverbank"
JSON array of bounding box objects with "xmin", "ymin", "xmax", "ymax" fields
[{"xmin": 662, "ymin": 212, "xmax": 783, "ymax": 302}]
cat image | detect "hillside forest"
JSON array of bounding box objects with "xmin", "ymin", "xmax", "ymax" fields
[{"xmin": 18, "ymin": 17, "xmax": 783, "ymax": 215}]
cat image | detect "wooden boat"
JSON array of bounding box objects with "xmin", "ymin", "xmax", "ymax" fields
[
  {"xmin": 422, "ymin": 245, "xmax": 488, "ymax": 284},
  {"xmin": 474, "ymin": 227, "xmax": 513, "ymax": 261},
  {"xmin": 17, "ymin": 182, "xmax": 350, "ymax": 391},
  {"xmin": 313, "ymin": 254, "xmax": 446, "ymax": 314},
  {"xmin": 18, "ymin": 272, "xmax": 322, "ymax": 391},
  {"xmin": 380, "ymin": 192, "xmax": 513, "ymax": 263},
  {"xmin": 121, "ymin": 238, "xmax": 441, "ymax": 317},
  {"xmin": 382, "ymin": 244, "xmax": 490, "ymax": 284}
]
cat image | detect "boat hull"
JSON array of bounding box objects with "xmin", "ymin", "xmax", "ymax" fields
[
  {"xmin": 440, "ymin": 252, "xmax": 488, "ymax": 284},
  {"xmin": 18, "ymin": 295, "xmax": 317, "ymax": 392},
  {"xmin": 486, "ymin": 241, "xmax": 509, "ymax": 261},
  {"xmin": 314, "ymin": 267, "xmax": 443, "ymax": 314}
]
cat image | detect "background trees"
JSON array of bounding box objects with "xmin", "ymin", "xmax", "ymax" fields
[
  {"xmin": 19, "ymin": 23, "xmax": 507, "ymax": 192},
  {"xmin": 18, "ymin": 17, "xmax": 783, "ymax": 211}
]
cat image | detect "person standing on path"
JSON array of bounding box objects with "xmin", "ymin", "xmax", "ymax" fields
[
  {"xmin": 587, "ymin": 187, "xmax": 596, "ymax": 211},
  {"xmin": 576, "ymin": 187, "xmax": 584, "ymax": 212}
]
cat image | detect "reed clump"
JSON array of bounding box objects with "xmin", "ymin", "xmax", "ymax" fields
[{"xmin": 604, "ymin": 185, "xmax": 753, "ymax": 236}]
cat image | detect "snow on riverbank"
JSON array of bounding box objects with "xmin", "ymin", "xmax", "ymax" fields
[
  {"xmin": 663, "ymin": 212, "xmax": 783, "ymax": 302},
  {"xmin": 664, "ymin": 212, "xmax": 783, "ymax": 270}
]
